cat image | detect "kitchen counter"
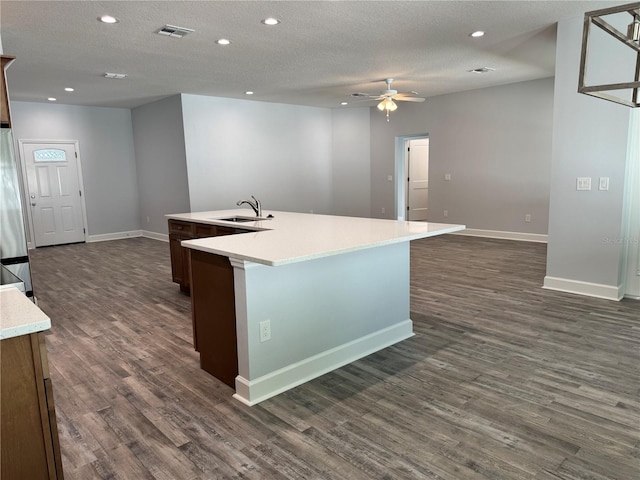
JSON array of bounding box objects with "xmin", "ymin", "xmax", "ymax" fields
[
  {"xmin": 169, "ymin": 210, "xmax": 465, "ymax": 405},
  {"xmin": 168, "ymin": 209, "xmax": 464, "ymax": 266},
  {"xmin": 0, "ymin": 287, "xmax": 50, "ymax": 339}
]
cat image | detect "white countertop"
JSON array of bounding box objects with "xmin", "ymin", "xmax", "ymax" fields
[
  {"xmin": 0, "ymin": 287, "xmax": 51, "ymax": 340},
  {"xmin": 168, "ymin": 210, "xmax": 465, "ymax": 266}
]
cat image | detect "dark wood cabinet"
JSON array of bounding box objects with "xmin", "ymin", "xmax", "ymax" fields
[
  {"xmin": 168, "ymin": 219, "xmax": 251, "ymax": 293},
  {"xmin": 1, "ymin": 332, "xmax": 64, "ymax": 479},
  {"xmin": 168, "ymin": 220, "xmax": 195, "ymax": 293},
  {"xmin": 167, "ymin": 218, "xmax": 252, "ymax": 363},
  {"xmin": 190, "ymin": 250, "xmax": 238, "ymax": 387}
]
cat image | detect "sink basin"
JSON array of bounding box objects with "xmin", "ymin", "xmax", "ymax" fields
[{"xmin": 215, "ymin": 216, "xmax": 262, "ymax": 223}]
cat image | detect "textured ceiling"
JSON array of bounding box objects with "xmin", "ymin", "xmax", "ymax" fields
[{"xmin": 0, "ymin": 1, "xmax": 622, "ymax": 109}]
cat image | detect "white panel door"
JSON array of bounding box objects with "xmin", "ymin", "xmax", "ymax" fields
[
  {"xmin": 23, "ymin": 143, "xmax": 85, "ymax": 246},
  {"xmin": 407, "ymin": 138, "xmax": 429, "ymax": 221}
]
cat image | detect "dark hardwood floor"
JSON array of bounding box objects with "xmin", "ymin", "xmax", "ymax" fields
[{"xmin": 28, "ymin": 235, "xmax": 639, "ymax": 479}]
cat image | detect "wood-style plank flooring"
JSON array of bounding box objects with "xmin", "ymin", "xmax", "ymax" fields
[{"xmin": 28, "ymin": 236, "xmax": 640, "ymax": 479}]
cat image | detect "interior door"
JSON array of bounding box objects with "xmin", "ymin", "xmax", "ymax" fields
[
  {"xmin": 407, "ymin": 138, "xmax": 429, "ymax": 221},
  {"xmin": 22, "ymin": 142, "xmax": 85, "ymax": 247}
]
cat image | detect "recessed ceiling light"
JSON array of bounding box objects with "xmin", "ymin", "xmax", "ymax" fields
[
  {"xmin": 470, "ymin": 30, "xmax": 485, "ymax": 38},
  {"xmin": 261, "ymin": 17, "xmax": 280, "ymax": 26},
  {"xmin": 245, "ymin": 91, "xmax": 254, "ymax": 95},
  {"xmin": 48, "ymin": 97, "xmax": 57, "ymax": 102},
  {"xmin": 216, "ymin": 38, "xmax": 231, "ymax": 45},
  {"xmin": 341, "ymin": 102, "xmax": 348, "ymax": 105},
  {"xmin": 64, "ymin": 87, "xmax": 74, "ymax": 92},
  {"xmin": 99, "ymin": 15, "xmax": 119, "ymax": 24}
]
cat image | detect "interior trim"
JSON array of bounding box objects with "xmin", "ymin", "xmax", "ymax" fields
[
  {"xmin": 453, "ymin": 228, "xmax": 548, "ymax": 243},
  {"xmin": 543, "ymin": 275, "xmax": 623, "ymax": 301}
]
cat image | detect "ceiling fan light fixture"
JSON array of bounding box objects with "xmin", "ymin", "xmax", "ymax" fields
[{"xmin": 377, "ymin": 98, "xmax": 397, "ymax": 111}]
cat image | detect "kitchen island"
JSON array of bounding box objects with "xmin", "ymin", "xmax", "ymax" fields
[{"xmin": 167, "ymin": 210, "xmax": 464, "ymax": 405}]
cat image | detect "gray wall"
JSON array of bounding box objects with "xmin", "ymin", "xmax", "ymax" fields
[
  {"xmin": 545, "ymin": 16, "xmax": 631, "ymax": 288},
  {"xmin": 331, "ymin": 107, "xmax": 371, "ymax": 217},
  {"xmin": 131, "ymin": 95, "xmax": 190, "ymax": 234},
  {"xmin": 370, "ymin": 78, "xmax": 554, "ymax": 235},
  {"xmin": 11, "ymin": 101, "xmax": 140, "ymax": 236},
  {"xmin": 181, "ymin": 94, "xmax": 334, "ymax": 214}
]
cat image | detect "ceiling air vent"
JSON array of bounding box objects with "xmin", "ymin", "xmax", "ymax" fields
[
  {"xmin": 156, "ymin": 24, "xmax": 195, "ymax": 38},
  {"xmin": 468, "ymin": 67, "xmax": 496, "ymax": 74},
  {"xmin": 104, "ymin": 72, "xmax": 128, "ymax": 79}
]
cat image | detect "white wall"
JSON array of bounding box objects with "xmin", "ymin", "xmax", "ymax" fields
[
  {"xmin": 544, "ymin": 15, "xmax": 631, "ymax": 299},
  {"xmin": 181, "ymin": 94, "xmax": 333, "ymax": 214},
  {"xmin": 131, "ymin": 95, "xmax": 190, "ymax": 234},
  {"xmin": 11, "ymin": 102, "xmax": 140, "ymax": 237},
  {"xmin": 331, "ymin": 107, "xmax": 371, "ymax": 217},
  {"xmin": 369, "ymin": 78, "xmax": 554, "ymax": 235},
  {"xmin": 622, "ymin": 109, "xmax": 639, "ymax": 298}
]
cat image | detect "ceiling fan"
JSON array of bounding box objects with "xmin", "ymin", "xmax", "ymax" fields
[{"xmin": 350, "ymin": 78, "xmax": 425, "ymax": 121}]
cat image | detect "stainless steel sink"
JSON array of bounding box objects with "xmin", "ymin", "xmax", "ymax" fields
[{"xmin": 215, "ymin": 216, "xmax": 262, "ymax": 223}]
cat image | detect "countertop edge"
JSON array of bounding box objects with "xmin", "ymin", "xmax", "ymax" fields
[
  {"xmin": 0, "ymin": 287, "xmax": 52, "ymax": 340},
  {"xmin": 182, "ymin": 224, "xmax": 466, "ymax": 266}
]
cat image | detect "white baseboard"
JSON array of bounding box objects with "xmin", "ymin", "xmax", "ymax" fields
[
  {"xmin": 232, "ymin": 320, "xmax": 414, "ymax": 406},
  {"xmin": 141, "ymin": 230, "xmax": 169, "ymax": 242},
  {"xmin": 543, "ymin": 276, "xmax": 623, "ymax": 301},
  {"xmin": 453, "ymin": 228, "xmax": 547, "ymax": 243},
  {"xmin": 86, "ymin": 230, "xmax": 142, "ymax": 243}
]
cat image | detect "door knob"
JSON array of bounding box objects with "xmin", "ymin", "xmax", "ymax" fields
[{"xmin": 30, "ymin": 194, "xmax": 36, "ymax": 199}]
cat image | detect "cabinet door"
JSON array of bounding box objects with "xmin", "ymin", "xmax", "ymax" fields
[
  {"xmin": 169, "ymin": 234, "xmax": 185, "ymax": 285},
  {"xmin": 1, "ymin": 334, "xmax": 59, "ymax": 479},
  {"xmin": 195, "ymin": 223, "xmax": 215, "ymax": 238}
]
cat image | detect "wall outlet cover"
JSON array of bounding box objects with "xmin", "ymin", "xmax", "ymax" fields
[{"xmin": 259, "ymin": 320, "xmax": 271, "ymax": 342}]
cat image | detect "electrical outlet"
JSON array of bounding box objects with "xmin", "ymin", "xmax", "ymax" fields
[
  {"xmin": 525, "ymin": 214, "xmax": 531, "ymax": 223},
  {"xmin": 146, "ymin": 216, "xmax": 150, "ymax": 223},
  {"xmin": 387, "ymin": 175, "xmax": 393, "ymax": 181},
  {"xmin": 443, "ymin": 210, "xmax": 448, "ymax": 218},
  {"xmin": 381, "ymin": 207, "xmax": 385, "ymax": 214},
  {"xmin": 259, "ymin": 320, "xmax": 271, "ymax": 342}
]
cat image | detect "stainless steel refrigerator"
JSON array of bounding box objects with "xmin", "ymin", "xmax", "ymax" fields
[{"xmin": 1, "ymin": 128, "xmax": 33, "ymax": 296}]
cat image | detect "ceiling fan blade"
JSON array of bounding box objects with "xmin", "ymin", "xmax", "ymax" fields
[
  {"xmin": 350, "ymin": 95, "xmax": 384, "ymax": 102},
  {"xmin": 394, "ymin": 96, "xmax": 425, "ymax": 103}
]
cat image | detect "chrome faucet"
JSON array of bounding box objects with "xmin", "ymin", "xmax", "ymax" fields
[{"xmin": 236, "ymin": 195, "xmax": 262, "ymax": 217}]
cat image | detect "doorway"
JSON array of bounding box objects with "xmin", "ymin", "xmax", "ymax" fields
[
  {"xmin": 18, "ymin": 140, "xmax": 87, "ymax": 247},
  {"xmin": 394, "ymin": 134, "xmax": 429, "ymax": 220},
  {"xmin": 406, "ymin": 138, "xmax": 429, "ymax": 221}
]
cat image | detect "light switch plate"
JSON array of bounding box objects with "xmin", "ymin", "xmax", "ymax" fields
[
  {"xmin": 576, "ymin": 177, "xmax": 591, "ymax": 191},
  {"xmin": 599, "ymin": 177, "xmax": 609, "ymax": 191},
  {"xmin": 444, "ymin": 173, "xmax": 451, "ymax": 181}
]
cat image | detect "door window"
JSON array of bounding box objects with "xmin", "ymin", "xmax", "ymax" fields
[{"xmin": 33, "ymin": 149, "xmax": 67, "ymax": 162}]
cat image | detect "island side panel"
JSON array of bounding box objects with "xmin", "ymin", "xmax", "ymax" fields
[
  {"xmin": 232, "ymin": 241, "xmax": 412, "ymax": 405},
  {"xmin": 190, "ymin": 250, "xmax": 238, "ymax": 388}
]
